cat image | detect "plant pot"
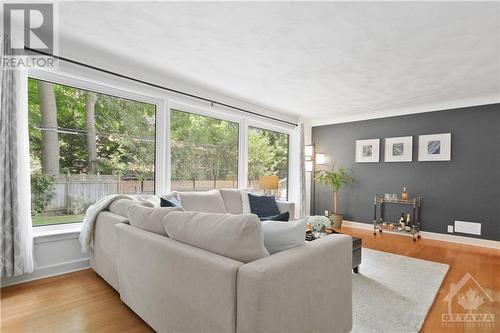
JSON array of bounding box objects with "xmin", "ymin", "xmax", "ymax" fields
[{"xmin": 330, "ymin": 213, "xmax": 343, "ymax": 229}]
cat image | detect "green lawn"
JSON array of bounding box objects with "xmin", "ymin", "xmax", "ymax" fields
[{"xmin": 32, "ymin": 214, "xmax": 85, "ymax": 226}]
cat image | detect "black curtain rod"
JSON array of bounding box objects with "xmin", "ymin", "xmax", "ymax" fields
[{"xmin": 24, "ymin": 47, "xmax": 298, "ymax": 127}]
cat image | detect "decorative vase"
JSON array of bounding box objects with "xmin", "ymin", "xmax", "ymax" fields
[{"xmin": 330, "ymin": 213, "xmax": 343, "ymax": 229}]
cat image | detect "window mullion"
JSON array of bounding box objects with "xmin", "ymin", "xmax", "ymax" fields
[
  {"xmin": 155, "ymin": 100, "xmax": 169, "ymax": 194},
  {"xmin": 238, "ymin": 119, "xmax": 248, "ymax": 189}
]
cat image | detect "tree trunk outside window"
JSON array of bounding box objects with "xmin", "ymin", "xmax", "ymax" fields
[
  {"xmin": 38, "ymin": 81, "xmax": 59, "ymax": 176},
  {"xmin": 85, "ymin": 92, "xmax": 97, "ymax": 174}
]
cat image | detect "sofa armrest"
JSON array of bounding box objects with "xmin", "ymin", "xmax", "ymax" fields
[
  {"xmin": 90, "ymin": 211, "xmax": 128, "ymax": 290},
  {"xmin": 115, "ymin": 223, "xmax": 242, "ymax": 333},
  {"xmin": 237, "ymin": 234, "xmax": 352, "ymax": 333},
  {"xmin": 276, "ymin": 200, "xmax": 295, "ymax": 219}
]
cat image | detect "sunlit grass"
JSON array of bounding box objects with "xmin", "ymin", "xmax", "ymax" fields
[{"xmin": 32, "ymin": 214, "xmax": 85, "ymax": 226}]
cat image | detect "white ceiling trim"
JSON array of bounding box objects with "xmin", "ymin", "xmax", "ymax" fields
[{"xmin": 309, "ymin": 94, "xmax": 500, "ymax": 126}]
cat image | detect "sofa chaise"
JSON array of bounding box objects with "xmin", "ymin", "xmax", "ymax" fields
[{"xmin": 89, "ymin": 189, "xmax": 353, "ymax": 333}]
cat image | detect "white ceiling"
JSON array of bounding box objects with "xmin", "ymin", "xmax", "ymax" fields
[{"xmin": 57, "ymin": 1, "xmax": 500, "ymax": 124}]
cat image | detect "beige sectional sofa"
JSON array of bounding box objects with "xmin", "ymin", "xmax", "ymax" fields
[{"xmin": 89, "ymin": 189, "xmax": 353, "ymax": 333}]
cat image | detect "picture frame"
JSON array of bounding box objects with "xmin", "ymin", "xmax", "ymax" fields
[
  {"xmin": 385, "ymin": 136, "xmax": 413, "ymax": 162},
  {"xmin": 355, "ymin": 139, "xmax": 380, "ymax": 163},
  {"xmin": 418, "ymin": 133, "xmax": 451, "ymax": 161}
]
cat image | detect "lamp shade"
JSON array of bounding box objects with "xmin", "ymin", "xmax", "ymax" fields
[{"xmin": 259, "ymin": 175, "xmax": 279, "ymax": 190}]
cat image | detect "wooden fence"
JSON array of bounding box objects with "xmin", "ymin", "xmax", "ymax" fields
[
  {"xmin": 47, "ymin": 175, "xmax": 287, "ymax": 213},
  {"xmin": 47, "ymin": 174, "xmax": 154, "ymax": 213}
]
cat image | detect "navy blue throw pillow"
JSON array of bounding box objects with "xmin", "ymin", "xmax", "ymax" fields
[
  {"xmin": 248, "ymin": 193, "xmax": 280, "ymax": 219},
  {"xmin": 160, "ymin": 197, "xmax": 181, "ymax": 208},
  {"xmin": 259, "ymin": 212, "xmax": 289, "ymax": 222}
]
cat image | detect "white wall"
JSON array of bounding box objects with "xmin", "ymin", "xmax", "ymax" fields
[{"xmin": 1, "ymin": 227, "xmax": 89, "ymax": 287}]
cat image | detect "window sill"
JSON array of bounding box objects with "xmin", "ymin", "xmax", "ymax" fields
[{"xmin": 33, "ymin": 222, "xmax": 83, "ymax": 239}]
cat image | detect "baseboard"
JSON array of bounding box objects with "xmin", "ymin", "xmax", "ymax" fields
[
  {"xmin": 342, "ymin": 220, "xmax": 500, "ymax": 250},
  {"xmin": 1, "ymin": 258, "xmax": 90, "ymax": 288}
]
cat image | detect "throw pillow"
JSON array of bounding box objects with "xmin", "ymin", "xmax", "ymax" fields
[
  {"xmin": 160, "ymin": 191, "xmax": 180, "ymax": 201},
  {"xmin": 259, "ymin": 211, "xmax": 289, "ymax": 222},
  {"xmin": 178, "ymin": 190, "xmax": 227, "ymax": 213},
  {"xmin": 164, "ymin": 211, "xmax": 269, "ymax": 263},
  {"xmin": 219, "ymin": 189, "xmax": 243, "ymax": 214},
  {"xmin": 109, "ymin": 196, "xmax": 159, "ymax": 217},
  {"xmin": 261, "ymin": 219, "xmax": 307, "ymax": 254},
  {"xmin": 127, "ymin": 204, "xmax": 183, "ymax": 236},
  {"xmin": 247, "ymin": 193, "xmax": 280, "ymax": 219},
  {"xmin": 160, "ymin": 196, "xmax": 182, "ymax": 208}
]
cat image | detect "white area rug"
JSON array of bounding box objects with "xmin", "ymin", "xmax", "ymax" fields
[{"xmin": 353, "ymin": 248, "xmax": 449, "ymax": 333}]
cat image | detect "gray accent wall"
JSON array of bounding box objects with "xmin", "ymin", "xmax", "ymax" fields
[{"xmin": 312, "ymin": 104, "xmax": 500, "ymax": 241}]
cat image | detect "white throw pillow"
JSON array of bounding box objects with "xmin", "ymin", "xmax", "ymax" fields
[
  {"xmin": 160, "ymin": 191, "xmax": 180, "ymax": 202},
  {"xmin": 261, "ymin": 219, "xmax": 307, "ymax": 254},
  {"xmin": 164, "ymin": 211, "xmax": 269, "ymax": 263},
  {"xmin": 178, "ymin": 190, "xmax": 226, "ymax": 213},
  {"xmin": 127, "ymin": 204, "xmax": 183, "ymax": 236},
  {"xmin": 219, "ymin": 189, "xmax": 243, "ymax": 214}
]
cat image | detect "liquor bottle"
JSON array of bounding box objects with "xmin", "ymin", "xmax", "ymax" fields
[
  {"xmin": 404, "ymin": 213, "xmax": 411, "ymax": 231},
  {"xmin": 402, "ymin": 187, "xmax": 409, "ymax": 200},
  {"xmin": 399, "ymin": 213, "xmax": 405, "ymax": 229}
]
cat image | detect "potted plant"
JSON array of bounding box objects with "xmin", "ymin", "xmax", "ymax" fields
[{"xmin": 314, "ymin": 163, "xmax": 354, "ymax": 228}]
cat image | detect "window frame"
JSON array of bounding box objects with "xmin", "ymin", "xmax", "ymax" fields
[
  {"xmin": 247, "ymin": 125, "xmax": 290, "ymax": 199},
  {"xmin": 26, "ymin": 68, "xmax": 298, "ymax": 230},
  {"xmin": 167, "ymin": 99, "xmax": 293, "ymax": 195},
  {"xmin": 169, "ymin": 107, "xmax": 241, "ymax": 191},
  {"xmin": 27, "ymin": 71, "xmax": 164, "ymax": 226}
]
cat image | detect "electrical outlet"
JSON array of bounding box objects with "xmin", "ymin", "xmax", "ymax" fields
[{"xmin": 447, "ymin": 225, "xmax": 454, "ymax": 233}]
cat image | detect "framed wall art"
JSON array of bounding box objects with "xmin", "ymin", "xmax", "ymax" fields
[
  {"xmin": 385, "ymin": 136, "xmax": 413, "ymax": 162},
  {"xmin": 355, "ymin": 139, "xmax": 380, "ymax": 163},
  {"xmin": 418, "ymin": 133, "xmax": 451, "ymax": 161}
]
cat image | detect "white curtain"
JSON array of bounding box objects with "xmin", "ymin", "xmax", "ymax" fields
[{"xmin": 0, "ymin": 35, "xmax": 34, "ymax": 277}]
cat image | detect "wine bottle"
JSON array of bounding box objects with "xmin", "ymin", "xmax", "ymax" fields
[{"xmin": 402, "ymin": 187, "xmax": 409, "ymax": 200}]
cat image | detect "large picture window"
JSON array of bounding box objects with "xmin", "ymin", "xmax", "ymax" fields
[
  {"xmin": 170, "ymin": 109, "xmax": 239, "ymax": 191},
  {"xmin": 28, "ymin": 78, "xmax": 156, "ymax": 226},
  {"xmin": 248, "ymin": 126, "xmax": 289, "ymax": 200}
]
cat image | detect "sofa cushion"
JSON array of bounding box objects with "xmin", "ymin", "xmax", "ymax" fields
[
  {"xmin": 248, "ymin": 193, "xmax": 280, "ymax": 218},
  {"xmin": 261, "ymin": 219, "xmax": 307, "ymax": 254},
  {"xmin": 109, "ymin": 196, "xmax": 160, "ymax": 217},
  {"xmin": 128, "ymin": 204, "xmax": 183, "ymax": 236},
  {"xmin": 109, "ymin": 199, "xmax": 135, "ymax": 217},
  {"xmin": 164, "ymin": 212, "xmax": 269, "ymax": 263},
  {"xmin": 178, "ymin": 190, "xmax": 227, "ymax": 213},
  {"xmin": 219, "ymin": 189, "xmax": 243, "ymax": 214},
  {"xmin": 260, "ymin": 211, "xmax": 289, "ymax": 222}
]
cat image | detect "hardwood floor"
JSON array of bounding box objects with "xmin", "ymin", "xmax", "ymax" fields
[
  {"xmin": 1, "ymin": 227, "xmax": 499, "ymax": 333},
  {"xmin": 1, "ymin": 269, "xmax": 153, "ymax": 333},
  {"xmin": 342, "ymin": 227, "xmax": 500, "ymax": 333}
]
